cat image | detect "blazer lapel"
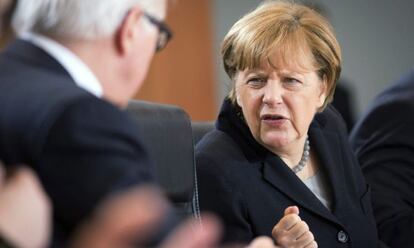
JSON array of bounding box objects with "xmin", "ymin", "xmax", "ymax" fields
[
  {"xmin": 262, "ymin": 153, "xmax": 339, "ymax": 224},
  {"xmin": 309, "ymin": 127, "xmax": 349, "ymax": 218}
]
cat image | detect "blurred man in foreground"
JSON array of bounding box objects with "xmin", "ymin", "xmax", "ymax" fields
[
  {"xmin": 0, "ymin": 0, "xmax": 280, "ymax": 247},
  {"xmin": 0, "ymin": 0, "xmax": 168, "ymax": 244}
]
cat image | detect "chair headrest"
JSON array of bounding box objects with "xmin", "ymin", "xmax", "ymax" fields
[
  {"xmin": 127, "ymin": 100, "xmax": 194, "ymax": 203},
  {"xmin": 191, "ymin": 121, "xmax": 215, "ymax": 145}
]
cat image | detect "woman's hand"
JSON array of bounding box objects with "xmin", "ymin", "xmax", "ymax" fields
[{"xmin": 271, "ymin": 206, "xmax": 317, "ymax": 248}]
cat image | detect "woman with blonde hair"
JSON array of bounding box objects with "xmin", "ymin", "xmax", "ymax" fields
[{"xmin": 197, "ymin": 1, "xmax": 380, "ymax": 247}]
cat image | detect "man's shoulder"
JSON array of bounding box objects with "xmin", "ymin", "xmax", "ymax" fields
[
  {"xmin": 354, "ymin": 71, "xmax": 414, "ymax": 131},
  {"xmin": 349, "ymin": 71, "xmax": 414, "ymax": 155},
  {"xmin": 0, "ymin": 45, "xmax": 89, "ymax": 103},
  {"xmin": 0, "ymin": 53, "xmax": 138, "ymax": 163},
  {"xmin": 44, "ymin": 97, "xmax": 143, "ymax": 159},
  {"xmin": 0, "ymin": 39, "xmax": 102, "ymax": 121},
  {"xmin": 56, "ymin": 96, "xmax": 138, "ymax": 133},
  {"xmin": 0, "ymin": 60, "xmax": 93, "ymax": 133},
  {"xmin": 371, "ymin": 70, "xmax": 414, "ymax": 106}
]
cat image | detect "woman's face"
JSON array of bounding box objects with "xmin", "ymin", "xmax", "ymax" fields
[{"xmin": 234, "ymin": 58, "xmax": 327, "ymax": 155}]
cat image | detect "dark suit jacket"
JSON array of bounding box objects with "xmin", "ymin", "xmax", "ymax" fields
[
  {"xmin": 197, "ymin": 99, "xmax": 379, "ymax": 247},
  {"xmin": 350, "ymin": 70, "xmax": 414, "ymax": 248},
  {"xmin": 0, "ymin": 40, "xmax": 154, "ymax": 246}
]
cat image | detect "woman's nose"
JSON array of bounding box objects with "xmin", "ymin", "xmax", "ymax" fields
[{"xmin": 262, "ymin": 82, "xmax": 283, "ymax": 107}]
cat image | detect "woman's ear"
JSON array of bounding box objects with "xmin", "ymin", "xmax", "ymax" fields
[
  {"xmin": 115, "ymin": 6, "xmax": 143, "ymax": 55},
  {"xmin": 235, "ymin": 90, "xmax": 242, "ymax": 108},
  {"xmin": 317, "ymin": 75, "xmax": 328, "ymax": 109},
  {"xmin": 233, "ymin": 74, "xmax": 243, "ymax": 108}
]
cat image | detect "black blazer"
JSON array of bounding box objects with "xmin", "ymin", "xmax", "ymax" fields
[
  {"xmin": 197, "ymin": 99, "xmax": 380, "ymax": 247},
  {"xmin": 350, "ymin": 70, "xmax": 414, "ymax": 248},
  {"xmin": 0, "ymin": 40, "xmax": 154, "ymax": 246}
]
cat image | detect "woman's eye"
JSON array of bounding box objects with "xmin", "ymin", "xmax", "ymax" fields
[
  {"xmin": 283, "ymin": 77, "xmax": 301, "ymax": 84},
  {"xmin": 247, "ymin": 77, "xmax": 267, "ymax": 87}
]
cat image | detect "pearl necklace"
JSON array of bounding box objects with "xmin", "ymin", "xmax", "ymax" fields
[{"xmin": 292, "ymin": 136, "xmax": 310, "ymax": 174}]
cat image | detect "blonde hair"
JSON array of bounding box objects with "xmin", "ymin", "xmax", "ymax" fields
[{"xmin": 222, "ymin": 0, "xmax": 341, "ymax": 110}]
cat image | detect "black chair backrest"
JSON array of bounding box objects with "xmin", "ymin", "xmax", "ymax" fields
[
  {"xmin": 126, "ymin": 100, "xmax": 194, "ymax": 206},
  {"xmin": 192, "ymin": 121, "xmax": 215, "ymax": 145}
]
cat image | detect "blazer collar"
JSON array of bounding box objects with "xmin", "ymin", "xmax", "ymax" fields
[
  {"xmin": 4, "ymin": 39, "xmax": 70, "ymax": 78},
  {"xmin": 216, "ymin": 98, "xmax": 268, "ymax": 162},
  {"xmin": 217, "ymin": 99, "xmax": 348, "ymax": 224},
  {"xmin": 262, "ymin": 122, "xmax": 347, "ymax": 224},
  {"xmin": 310, "ymin": 107, "xmax": 351, "ymax": 218},
  {"xmin": 262, "ymin": 153, "xmax": 338, "ymax": 223}
]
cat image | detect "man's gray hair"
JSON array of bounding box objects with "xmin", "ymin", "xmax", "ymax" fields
[{"xmin": 12, "ymin": 0, "xmax": 162, "ymax": 39}]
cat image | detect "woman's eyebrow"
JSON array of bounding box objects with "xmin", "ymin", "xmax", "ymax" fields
[{"xmin": 245, "ymin": 68, "xmax": 268, "ymax": 75}]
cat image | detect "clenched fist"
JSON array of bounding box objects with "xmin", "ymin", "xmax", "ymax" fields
[{"xmin": 271, "ymin": 206, "xmax": 317, "ymax": 248}]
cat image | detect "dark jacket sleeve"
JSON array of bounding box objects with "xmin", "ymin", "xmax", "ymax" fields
[
  {"xmin": 197, "ymin": 151, "xmax": 253, "ymax": 244},
  {"xmin": 37, "ymin": 97, "xmax": 154, "ymax": 237},
  {"xmin": 350, "ymin": 101, "xmax": 414, "ymax": 248}
]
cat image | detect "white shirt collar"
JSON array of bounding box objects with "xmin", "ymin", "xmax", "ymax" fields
[{"xmin": 20, "ymin": 32, "xmax": 103, "ymax": 98}]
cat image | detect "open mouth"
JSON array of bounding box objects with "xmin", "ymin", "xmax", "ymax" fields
[{"xmin": 261, "ymin": 114, "xmax": 286, "ymax": 121}]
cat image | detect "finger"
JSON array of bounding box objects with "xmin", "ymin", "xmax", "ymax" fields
[
  {"xmin": 284, "ymin": 206, "xmax": 299, "ymax": 216},
  {"xmin": 272, "ymin": 214, "xmax": 301, "ymax": 246},
  {"xmin": 246, "ymin": 236, "xmax": 275, "ymax": 248},
  {"xmin": 295, "ymin": 231, "xmax": 316, "ymax": 247},
  {"xmin": 275, "ymin": 213, "xmax": 301, "ymax": 232},
  {"xmin": 287, "ymin": 220, "xmax": 309, "ymax": 239},
  {"xmin": 159, "ymin": 214, "xmax": 221, "ymax": 248},
  {"xmin": 304, "ymin": 240, "xmax": 318, "ymax": 248}
]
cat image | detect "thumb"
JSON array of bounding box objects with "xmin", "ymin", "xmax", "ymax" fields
[{"xmin": 284, "ymin": 206, "xmax": 299, "ymax": 216}]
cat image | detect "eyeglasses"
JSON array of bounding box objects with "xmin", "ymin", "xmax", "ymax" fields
[{"xmin": 144, "ymin": 12, "xmax": 173, "ymax": 52}]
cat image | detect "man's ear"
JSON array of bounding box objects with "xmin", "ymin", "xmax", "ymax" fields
[{"xmin": 115, "ymin": 6, "xmax": 143, "ymax": 55}]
